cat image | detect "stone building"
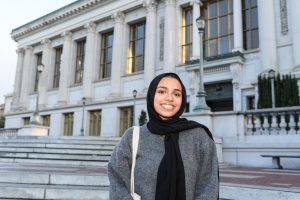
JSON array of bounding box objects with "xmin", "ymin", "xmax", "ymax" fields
[{"xmin": 4, "ymin": 0, "xmax": 300, "ymax": 168}]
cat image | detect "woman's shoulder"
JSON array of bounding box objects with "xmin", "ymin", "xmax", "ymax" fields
[{"xmin": 181, "ymin": 126, "xmax": 214, "ymax": 142}]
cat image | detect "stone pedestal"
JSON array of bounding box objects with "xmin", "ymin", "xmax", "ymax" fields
[{"xmin": 18, "ymin": 125, "xmax": 49, "ymax": 136}]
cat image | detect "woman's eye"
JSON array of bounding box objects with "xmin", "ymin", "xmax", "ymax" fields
[
  {"xmin": 157, "ymin": 90, "xmax": 166, "ymax": 94},
  {"xmin": 174, "ymin": 93, "xmax": 181, "ymax": 97}
]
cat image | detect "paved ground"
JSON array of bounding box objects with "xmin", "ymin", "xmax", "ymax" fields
[{"xmin": 219, "ymin": 164, "xmax": 300, "ymax": 191}]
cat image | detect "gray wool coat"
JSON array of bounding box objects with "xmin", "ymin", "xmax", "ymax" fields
[{"xmin": 108, "ymin": 124, "xmax": 219, "ymax": 200}]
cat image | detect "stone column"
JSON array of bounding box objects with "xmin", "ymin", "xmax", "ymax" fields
[
  {"xmin": 110, "ymin": 11, "xmax": 125, "ymax": 98},
  {"xmin": 83, "ymin": 22, "xmax": 97, "ymax": 101},
  {"xmin": 19, "ymin": 45, "xmax": 33, "ymax": 110},
  {"xmin": 12, "ymin": 48, "xmax": 24, "ymax": 110},
  {"xmin": 163, "ymin": 0, "xmax": 176, "ymax": 72},
  {"xmin": 39, "ymin": 39, "xmax": 52, "ymax": 109},
  {"xmin": 233, "ymin": 0, "xmax": 243, "ymax": 52},
  {"xmin": 143, "ymin": 0, "xmax": 157, "ymax": 90},
  {"xmin": 291, "ymin": 0, "xmax": 300, "ymax": 70},
  {"xmin": 58, "ymin": 31, "xmax": 72, "ymax": 105},
  {"xmin": 190, "ymin": 0, "xmax": 201, "ymax": 59},
  {"xmin": 257, "ymin": 0, "xmax": 277, "ymax": 72}
]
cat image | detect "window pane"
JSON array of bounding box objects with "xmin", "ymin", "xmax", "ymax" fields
[
  {"xmin": 210, "ymin": 19, "xmax": 218, "ymax": 38},
  {"xmin": 252, "ymin": 29, "xmax": 259, "ymax": 48},
  {"xmin": 137, "ymin": 24, "xmax": 145, "ymax": 39},
  {"xmin": 210, "ymin": 3, "xmax": 218, "ymax": 18},
  {"xmin": 251, "ymin": 8, "xmax": 258, "ymax": 28},
  {"xmin": 209, "ymin": 39, "xmax": 218, "ymax": 56},
  {"xmin": 220, "ymin": 36, "xmax": 229, "ymax": 54},
  {"xmin": 220, "ymin": 16, "xmax": 228, "ymax": 36},
  {"xmin": 219, "ymin": 0, "xmax": 228, "ymax": 16},
  {"xmin": 136, "ymin": 39, "xmax": 144, "ymax": 56}
]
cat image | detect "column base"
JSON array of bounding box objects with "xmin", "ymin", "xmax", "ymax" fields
[
  {"xmin": 18, "ymin": 124, "xmax": 49, "ymax": 136},
  {"xmin": 106, "ymin": 93, "xmax": 121, "ymax": 100},
  {"xmin": 57, "ymin": 100, "xmax": 67, "ymax": 107}
]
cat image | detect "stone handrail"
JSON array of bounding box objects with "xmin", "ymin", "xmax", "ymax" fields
[
  {"xmin": 244, "ymin": 106, "xmax": 300, "ymax": 135},
  {"xmin": 0, "ymin": 128, "xmax": 19, "ymax": 137}
]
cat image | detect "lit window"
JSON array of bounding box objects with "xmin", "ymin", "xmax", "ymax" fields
[
  {"xmin": 119, "ymin": 107, "xmax": 133, "ymax": 136},
  {"xmin": 128, "ymin": 21, "xmax": 146, "ymax": 74},
  {"xmin": 202, "ymin": 0, "xmax": 234, "ymax": 57},
  {"xmin": 34, "ymin": 54, "xmax": 43, "ymax": 92},
  {"xmin": 63, "ymin": 113, "xmax": 74, "ymax": 136},
  {"xmin": 53, "ymin": 47, "xmax": 62, "ymax": 88},
  {"xmin": 242, "ymin": 0, "xmax": 259, "ymax": 50},
  {"xmin": 99, "ymin": 32, "xmax": 113, "ymax": 79},
  {"xmin": 182, "ymin": 6, "xmax": 193, "ymax": 63},
  {"xmin": 75, "ymin": 40, "xmax": 86, "ymax": 84},
  {"xmin": 89, "ymin": 110, "xmax": 102, "ymax": 136}
]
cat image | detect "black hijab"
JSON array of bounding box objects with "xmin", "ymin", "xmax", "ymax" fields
[{"xmin": 146, "ymin": 73, "xmax": 214, "ymax": 200}]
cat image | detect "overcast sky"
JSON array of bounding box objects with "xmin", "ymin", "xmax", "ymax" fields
[{"xmin": 0, "ymin": 0, "xmax": 76, "ymax": 104}]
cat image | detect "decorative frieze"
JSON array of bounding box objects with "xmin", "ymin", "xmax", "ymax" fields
[
  {"xmin": 280, "ymin": 0, "xmax": 288, "ymax": 35},
  {"xmin": 61, "ymin": 31, "xmax": 72, "ymax": 39},
  {"xmin": 41, "ymin": 38, "xmax": 51, "ymax": 48}
]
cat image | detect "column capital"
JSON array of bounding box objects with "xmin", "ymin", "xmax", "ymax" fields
[
  {"xmin": 41, "ymin": 38, "xmax": 52, "ymax": 48},
  {"xmin": 16, "ymin": 48, "xmax": 24, "ymax": 54},
  {"xmin": 61, "ymin": 31, "xmax": 72, "ymax": 39},
  {"xmin": 24, "ymin": 45, "xmax": 33, "ymax": 53},
  {"xmin": 164, "ymin": 0, "xmax": 176, "ymax": 5},
  {"xmin": 190, "ymin": 0, "xmax": 201, "ymax": 6},
  {"xmin": 143, "ymin": 0, "xmax": 157, "ymax": 12},
  {"xmin": 111, "ymin": 11, "xmax": 125, "ymax": 23},
  {"xmin": 84, "ymin": 22, "xmax": 97, "ymax": 33}
]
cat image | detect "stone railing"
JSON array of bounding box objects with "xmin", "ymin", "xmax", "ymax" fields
[
  {"xmin": 244, "ymin": 106, "xmax": 300, "ymax": 135},
  {"xmin": 0, "ymin": 128, "xmax": 19, "ymax": 137}
]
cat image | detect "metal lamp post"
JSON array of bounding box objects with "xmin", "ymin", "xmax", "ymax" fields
[
  {"xmin": 30, "ymin": 63, "xmax": 45, "ymax": 125},
  {"xmin": 132, "ymin": 89, "xmax": 137, "ymax": 126},
  {"xmin": 268, "ymin": 69, "xmax": 276, "ymax": 108},
  {"xmin": 193, "ymin": 16, "xmax": 210, "ymax": 111},
  {"xmin": 80, "ymin": 97, "xmax": 86, "ymax": 136}
]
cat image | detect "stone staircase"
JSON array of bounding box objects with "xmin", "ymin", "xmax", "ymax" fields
[{"xmin": 0, "ymin": 136, "xmax": 120, "ymax": 200}]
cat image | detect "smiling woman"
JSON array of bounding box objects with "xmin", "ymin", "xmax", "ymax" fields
[{"xmin": 108, "ymin": 72, "xmax": 219, "ymax": 200}]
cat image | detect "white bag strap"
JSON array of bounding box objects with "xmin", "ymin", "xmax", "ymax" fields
[{"xmin": 130, "ymin": 126, "xmax": 140, "ymax": 195}]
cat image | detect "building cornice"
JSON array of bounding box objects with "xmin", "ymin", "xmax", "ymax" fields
[{"xmin": 10, "ymin": 0, "xmax": 110, "ymax": 41}]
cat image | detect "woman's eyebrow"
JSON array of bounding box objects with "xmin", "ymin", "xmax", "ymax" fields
[{"xmin": 157, "ymin": 86, "xmax": 182, "ymax": 92}]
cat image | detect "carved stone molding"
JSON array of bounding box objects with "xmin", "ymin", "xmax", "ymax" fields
[
  {"xmin": 61, "ymin": 31, "xmax": 72, "ymax": 40},
  {"xmin": 41, "ymin": 38, "xmax": 52, "ymax": 48},
  {"xmin": 111, "ymin": 11, "xmax": 125, "ymax": 23},
  {"xmin": 16, "ymin": 48, "xmax": 24, "ymax": 54},
  {"xmin": 11, "ymin": 0, "xmax": 109, "ymax": 41},
  {"xmin": 143, "ymin": 0, "xmax": 157, "ymax": 12},
  {"xmin": 84, "ymin": 22, "xmax": 97, "ymax": 33},
  {"xmin": 280, "ymin": 0, "xmax": 288, "ymax": 35},
  {"xmin": 164, "ymin": 0, "xmax": 176, "ymax": 5},
  {"xmin": 24, "ymin": 45, "xmax": 33, "ymax": 53},
  {"xmin": 230, "ymin": 63, "xmax": 242, "ymax": 89},
  {"xmin": 190, "ymin": 0, "xmax": 200, "ymax": 6}
]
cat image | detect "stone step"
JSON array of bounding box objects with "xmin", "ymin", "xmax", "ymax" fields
[
  {"xmin": 0, "ymin": 152, "xmax": 111, "ymax": 161},
  {"xmin": 0, "ymin": 147, "xmax": 113, "ymax": 155},
  {"xmin": 0, "ymin": 143, "xmax": 116, "ymax": 150},
  {"xmin": 0, "ymin": 171, "xmax": 109, "ymax": 186},
  {"xmin": 0, "ymin": 158, "xmax": 108, "ymax": 166},
  {"xmin": 0, "ymin": 183, "xmax": 109, "ymax": 200}
]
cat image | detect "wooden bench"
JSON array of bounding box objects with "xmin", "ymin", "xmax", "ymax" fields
[{"xmin": 261, "ymin": 155, "xmax": 300, "ymax": 169}]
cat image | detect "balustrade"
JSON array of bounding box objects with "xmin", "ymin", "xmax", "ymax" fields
[{"xmin": 244, "ymin": 106, "xmax": 300, "ymax": 135}]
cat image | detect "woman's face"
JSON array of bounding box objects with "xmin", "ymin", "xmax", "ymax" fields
[{"xmin": 154, "ymin": 77, "xmax": 183, "ymax": 120}]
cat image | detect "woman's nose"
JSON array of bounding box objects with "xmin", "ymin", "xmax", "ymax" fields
[{"xmin": 165, "ymin": 93, "xmax": 173, "ymax": 101}]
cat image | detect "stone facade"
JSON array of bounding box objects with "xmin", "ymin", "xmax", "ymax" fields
[{"xmin": 3, "ymin": 0, "xmax": 300, "ymax": 167}]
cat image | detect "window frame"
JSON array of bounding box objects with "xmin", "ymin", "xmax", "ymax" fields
[
  {"xmin": 182, "ymin": 6, "xmax": 193, "ymax": 63},
  {"xmin": 99, "ymin": 31, "xmax": 113, "ymax": 79},
  {"xmin": 53, "ymin": 47, "xmax": 62, "ymax": 88},
  {"xmin": 74, "ymin": 39, "xmax": 86, "ymax": 84}
]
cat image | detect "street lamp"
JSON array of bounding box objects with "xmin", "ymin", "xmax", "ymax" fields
[
  {"xmin": 30, "ymin": 63, "xmax": 45, "ymax": 125},
  {"xmin": 80, "ymin": 97, "xmax": 86, "ymax": 136},
  {"xmin": 268, "ymin": 69, "xmax": 276, "ymax": 108},
  {"xmin": 132, "ymin": 89, "xmax": 137, "ymax": 126},
  {"xmin": 193, "ymin": 16, "xmax": 210, "ymax": 111}
]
